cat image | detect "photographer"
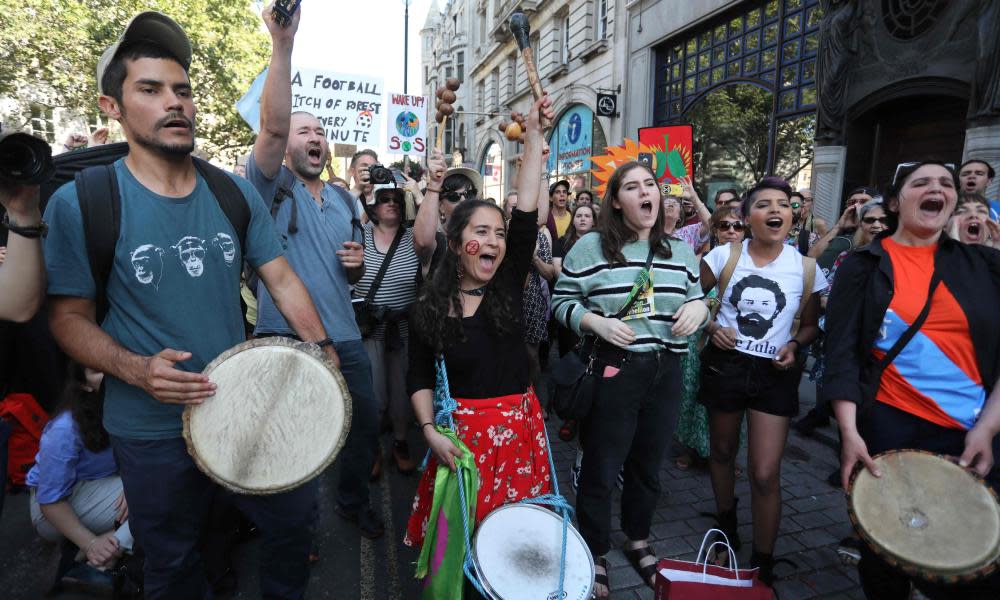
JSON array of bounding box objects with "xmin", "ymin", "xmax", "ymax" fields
[
  {"xmin": 0, "ymin": 182, "xmax": 45, "ymax": 322},
  {"xmin": 247, "ymin": 2, "xmax": 383, "ymax": 538}
]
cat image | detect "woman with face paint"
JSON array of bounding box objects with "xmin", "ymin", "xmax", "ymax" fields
[
  {"xmin": 823, "ymin": 162, "xmax": 1000, "ymax": 599},
  {"xmin": 403, "ymin": 96, "xmax": 557, "ymax": 584},
  {"xmin": 551, "ymin": 160, "xmax": 710, "ymax": 597},
  {"xmin": 698, "ymin": 176, "xmax": 827, "ymax": 585}
]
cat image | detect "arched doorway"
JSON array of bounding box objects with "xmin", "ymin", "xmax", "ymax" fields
[{"xmin": 844, "ymin": 86, "xmax": 968, "ymax": 194}]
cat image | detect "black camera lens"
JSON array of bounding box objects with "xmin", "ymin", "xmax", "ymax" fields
[
  {"xmin": 367, "ymin": 164, "xmax": 394, "ymax": 185},
  {"xmin": 0, "ymin": 132, "xmax": 55, "ymax": 185}
]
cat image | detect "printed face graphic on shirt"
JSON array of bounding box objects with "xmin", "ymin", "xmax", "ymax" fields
[
  {"xmin": 173, "ymin": 236, "xmax": 207, "ymax": 277},
  {"xmin": 730, "ymin": 274, "xmax": 786, "ymax": 339},
  {"xmin": 212, "ymin": 233, "xmax": 237, "ymax": 266},
  {"xmin": 130, "ymin": 244, "xmax": 164, "ymax": 288}
]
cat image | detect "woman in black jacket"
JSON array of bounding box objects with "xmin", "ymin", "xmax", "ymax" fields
[{"xmin": 823, "ymin": 161, "xmax": 1000, "ymax": 599}]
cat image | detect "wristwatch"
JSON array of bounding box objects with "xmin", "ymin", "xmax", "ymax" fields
[{"xmin": 2, "ymin": 213, "xmax": 48, "ymax": 239}]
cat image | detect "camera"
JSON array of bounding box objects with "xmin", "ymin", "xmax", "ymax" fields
[
  {"xmin": 271, "ymin": 0, "xmax": 302, "ymax": 27},
  {"xmin": 0, "ymin": 130, "xmax": 55, "ymax": 185},
  {"xmin": 367, "ymin": 163, "xmax": 395, "ymax": 185}
]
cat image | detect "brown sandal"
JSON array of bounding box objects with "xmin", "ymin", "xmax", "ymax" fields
[
  {"xmin": 593, "ymin": 556, "xmax": 610, "ymax": 598},
  {"xmin": 623, "ymin": 543, "xmax": 658, "ymax": 588}
]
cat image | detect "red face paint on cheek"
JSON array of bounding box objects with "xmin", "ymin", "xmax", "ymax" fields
[{"xmin": 464, "ymin": 240, "xmax": 480, "ymax": 256}]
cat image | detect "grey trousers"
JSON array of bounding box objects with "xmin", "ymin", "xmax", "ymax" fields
[
  {"xmin": 363, "ymin": 336, "xmax": 413, "ymax": 440},
  {"xmin": 31, "ymin": 475, "xmax": 133, "ymax": 550}
]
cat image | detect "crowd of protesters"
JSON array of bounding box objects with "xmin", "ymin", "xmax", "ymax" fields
[{"xmin": 2, "ymin": 4, "xmax": 1000, "ymax": 600}]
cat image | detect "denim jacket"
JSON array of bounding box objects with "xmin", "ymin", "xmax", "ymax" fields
[{"xmin": 821, "ymin": 233, "xmax": 1000, "ymax": 408}]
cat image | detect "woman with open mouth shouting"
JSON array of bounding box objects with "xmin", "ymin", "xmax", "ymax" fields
[
  {"xmin": 551, "ymin": 159, "xmax": 709, "ymax": 597},
  {"xmin": 402, "ymin": 95, "xmax": 556, "ymax": 595},
  {"xmin": 949, "ymin": 192, "xmax": 1000, "ymax": 248},
  {"xmin": 698, "ymin": 176, "xmax": 827, "ymax": 586},
  {"xmin": 824, "ymin": 161, "xmax": 1000, "ymax": 599}
]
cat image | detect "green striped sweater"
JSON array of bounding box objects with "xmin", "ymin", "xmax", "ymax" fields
[{"xmin": 552, "ymin": 232, "xmax": 704, "ymax": 353}]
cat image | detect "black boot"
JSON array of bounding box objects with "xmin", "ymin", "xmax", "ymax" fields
[
  {"xmin": 716, "ymin": 497, "xmax": 742, "ymax": 551},
  {"xmin": 750, "ymin": 549, "xmax": 775, "ymax": 586}
]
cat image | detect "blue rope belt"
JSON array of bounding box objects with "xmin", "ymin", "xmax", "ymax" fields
[{"xmin": 432, "ymin": 357, "xmax": 572, "ymax": 598}]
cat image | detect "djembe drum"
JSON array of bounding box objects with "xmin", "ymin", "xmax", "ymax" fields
[{"xmin": 183, "ymin": 337, "xmax": 351, "ymax": 494}]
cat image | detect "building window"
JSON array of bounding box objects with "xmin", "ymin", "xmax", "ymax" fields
[
  {"xmin": 30, "ymin": 104, "xmax": 55, "ymax": 143},
  {"xmin": 424, "ymin": 66, "xmax": 429, "ymax": 84},
  {"xmin": 596, "ymin": 0, "xmax": 608, "ymax": 41},
  {"xmin": 490, "ymin": 68, "xmax": 499, "ymax": 108},
  {"xmin": 457, "ymin": 51, "xmax": 465, "ymax": 81},
  {"xmin": 507, "ymin": 54, "xmax": 517, "ymax": 97},
  {"xmin": 477, "ymin": 80, "xmax": 485, "ymax": 111},
  {"xmin": 479, "ymin": 10, "xmax": 487, "ymax": 46},
  {"xmin": 561, "ymin": 16, "xmax": 570, "ymax": 64},
  {"xmin": 446, "ymin": 66, "xmax": 454, "ymax": 79}
]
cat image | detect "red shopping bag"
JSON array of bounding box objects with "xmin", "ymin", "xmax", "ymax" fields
[{"xmin": 654, "ymin": 529, "xmax": 772, "ymax": 600}]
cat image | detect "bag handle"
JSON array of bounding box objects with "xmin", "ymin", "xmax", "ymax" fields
[
  {"xmin": 700, "ymin": 541, "xmax": 741, "ymax": 582},
  {"xmin": 695, "ymin": 528, "xmax": 736, "ymax": 565}
]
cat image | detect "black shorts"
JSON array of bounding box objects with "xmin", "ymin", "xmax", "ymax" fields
[{"xmin": 698, "ymin": 345, "xmax": 801, "ymax": 417}]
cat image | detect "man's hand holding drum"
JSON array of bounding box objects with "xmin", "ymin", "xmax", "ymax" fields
[{"xmin": 126, "ymin": 348, "xmax": 216, "ymax": 405}]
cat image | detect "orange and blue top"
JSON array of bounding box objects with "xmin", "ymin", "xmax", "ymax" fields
[{"xmin": 873, "ymin": 237, "xmax": 986, "ymax": 430}]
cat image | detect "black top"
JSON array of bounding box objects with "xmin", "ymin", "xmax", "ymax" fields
[
  {"xmin": 407, "ymin": 209, "xmax": 537, "ymax": 398},
  {"xmin": 821, "ymin": 233, "xmax": 1000, "ymax": 408}
]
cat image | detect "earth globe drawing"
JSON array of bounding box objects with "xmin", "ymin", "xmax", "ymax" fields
[{"xmin": 395, "ymin": 112, "xmax": 420, "ymax": 137}]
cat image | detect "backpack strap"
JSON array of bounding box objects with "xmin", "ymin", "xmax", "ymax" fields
[
  {"xmin": 791, "ymin": 256, "xmax": 817, "ymax": 337},
  {"xmin": 331, "ymin": 185, "xmax": 364, "ymax": 243},
  {"xmin": 273, "ymin": 169, "xmax": 298, "ymax": 235},
  {"xmin": 193, "ymin": 158, "xmax": 249, "ymax": 254},
  {"xmin": 75, "ymin": 165, "xmax": 121, "ymax": 324},
  {"xmin": 716, "ymin": 241, "xmax": 742, "ymax": 301}
]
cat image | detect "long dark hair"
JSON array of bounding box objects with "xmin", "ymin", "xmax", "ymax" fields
[
  {"xmin": 560, "ymin": 204, "xmax": 596, "ymax": 255},
  {"xmin": 596, "ymin": 162, "xmax": 673, "ymax": 264},
  {"xmin": 411, "ymin": 200, "xmax": 520, "ymax": 352},
  {"xmin": 53, "ymin": 362, "xmax": 109, "ymax": 453}
]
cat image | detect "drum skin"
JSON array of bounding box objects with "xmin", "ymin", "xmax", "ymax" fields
[
  {"xmin": 472, "ymin": 503, "xmax": 594, "ymax": 600},
  {"xmin": 848, "ymin": 450, "xmax": 1000, "ymax": 582},
  {"xmin": 183, "ymin": 337, "xmax": 351, "ymax": 495}
]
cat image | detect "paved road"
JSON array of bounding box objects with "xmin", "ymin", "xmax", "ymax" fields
[{"xmin": 0, "ymin": 374, "xmax": 865, "ymax": 599}]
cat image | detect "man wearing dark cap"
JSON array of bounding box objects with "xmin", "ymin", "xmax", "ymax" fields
[{"xmin": 43, "ymin": 8, "xmax": 333, "ymax": 598}]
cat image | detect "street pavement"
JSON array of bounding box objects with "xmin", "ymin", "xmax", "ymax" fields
[{"xmin": 0, "ymin": 373, "xmax": 866, "ymax": 599}]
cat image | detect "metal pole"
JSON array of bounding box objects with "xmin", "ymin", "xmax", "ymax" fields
[{"xmin": 403, "ymin": 0, "xmax": 410, "ymax": 94}]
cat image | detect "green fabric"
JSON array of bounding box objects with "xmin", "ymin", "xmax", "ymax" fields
[{"xmin": 415, "ymin": 427, "xmax": 479, "ymax": 600}]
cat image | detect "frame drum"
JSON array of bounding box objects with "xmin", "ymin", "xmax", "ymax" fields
[
  {"xmin": 848, "ymin": 449, "xmax": 1000, "ymax": 582},
  {"xmin": 183, "ymin": 337, "xmax": 351, "ymax": 495},
  {"xmin": 472, "ymin": 503, "xmax": 593, "ymax": 600}
]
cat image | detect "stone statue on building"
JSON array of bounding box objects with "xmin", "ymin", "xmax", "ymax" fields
[
  {"xmin": 815, "ymin": 0, "xmax": 860, "ymax": 145},
  {"xmin": 969, "ymin": 0, "xmax": 1000, "ymax": 123}
]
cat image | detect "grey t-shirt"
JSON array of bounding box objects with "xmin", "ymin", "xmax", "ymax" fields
[
  {"xmin": 246, "ymin": 153, "xmax": 363, "ymax": 342},
  {"xmin": 43, "ymin": 159, "xmax": 283, "ymax": 439}
]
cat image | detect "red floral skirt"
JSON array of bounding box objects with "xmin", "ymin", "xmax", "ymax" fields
[{"xmin": 404, "ymin": 388, "xmax": 553, "ymax": 547}]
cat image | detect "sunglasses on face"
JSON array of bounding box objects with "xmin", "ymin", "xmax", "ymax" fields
[
  {"xmin": 862, "ymin": 216, "xmax": 888, "ymax": 225},
  {"xmin": 892, "ymin": 162, "xmax": 956, "ymax": 187},
  {"xmin": 375, "ymin": 194, "xmax": 401, "ymax": 204},
  {"xmin": 442, "ymin": 189, "xmax": 476, "ymax": 203},
  {"xmin": 715, "ymin": 221, "xmax": 745, "ymax": 232}
]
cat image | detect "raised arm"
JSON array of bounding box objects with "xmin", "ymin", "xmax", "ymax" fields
[
  {"xmin": 515, "ymin": 95, "xmax": 554, "ymax": 215},
  {"xmin": 251, "ymin": 1, "xmax": 301, "ymax": 179},
  {"xmin": 0, "ymin": 184, "xmax": 45, "ymax": 322},
  {"xmin": 413, "ymin": 150, "xmax": 447, "ymax": 259}
]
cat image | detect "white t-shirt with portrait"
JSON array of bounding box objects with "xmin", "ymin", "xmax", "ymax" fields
[{"xmin": 703, "ymin": 240, "xmax": 828, "ymax": 359}]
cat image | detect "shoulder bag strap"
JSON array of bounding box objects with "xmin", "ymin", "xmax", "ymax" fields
[
  {"xmin": 790, "ymin": 256, "xmax": 817, "ymax": 337},
  {"xmin": 193, "ymin": 158, "xmax": 250, "ymax": 255},
  {"xmin": 612, "ymin": 243, "xmax": 656, "ymax": 319},
  {"xmin": 76, "ymin": 164, "xmax": 121, "ymax": 325},
  {"xmin": 875, "ymin": 268, "xmax": 943, "ymax": 373},
  {"xmin": 715, "ymin": 241, "xmax": 742, "ymax": 303},
  {"xmin": 364, "ymin": 226, "xmax": 405, "ymax": 304}
]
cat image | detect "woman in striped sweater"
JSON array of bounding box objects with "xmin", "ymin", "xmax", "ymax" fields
[{"xmin": 551, "ymin": 163, "xmax": 709, "ymax": 597}]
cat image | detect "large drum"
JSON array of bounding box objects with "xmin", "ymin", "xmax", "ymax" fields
[
  {"xmin": 848, "ymin": 449, "xmax": 1000, "ymax": 582},
  {"xmin": 183, "ymin": 337, "xmax": 351, "ymax": 495},
  {"xmin": 471, "ymin": 503, "xmax": 594, "ymax": 600}
]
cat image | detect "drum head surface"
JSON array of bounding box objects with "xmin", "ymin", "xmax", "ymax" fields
[
  {"xmin": 850, "ymin": 450, "xmax": 1000, "ymax": 578},
  {"xmin": 183, "ymin": 338, "xmax": 351, "ymax": 494},
  {"xmin": 472, "ymin": 504, "xmax": 593, "ymax": 600}
]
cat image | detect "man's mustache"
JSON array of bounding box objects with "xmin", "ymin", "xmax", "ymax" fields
[{"xmin": 155, "ymin": 113, "xmax": 194, "ymax": 130}]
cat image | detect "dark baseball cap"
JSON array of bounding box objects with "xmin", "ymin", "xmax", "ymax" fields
[{"xmin": 96, "ymin": 12, "xmax": 192, "ymax": 95}]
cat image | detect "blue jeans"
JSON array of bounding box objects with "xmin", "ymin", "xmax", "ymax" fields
[
  {"xmin": 332, "ymin": 339, "xmax": 377, "ymax": 511},
  {"xmin": 111, "ymin": 436, "xmax": 318, "ymax": 600}
]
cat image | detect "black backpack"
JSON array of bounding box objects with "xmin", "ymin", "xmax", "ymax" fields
[{"xmin": 41, "ymin": 142, "xmax": 251, "ymax": 323}]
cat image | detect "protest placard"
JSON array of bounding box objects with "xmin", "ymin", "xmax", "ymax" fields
[
  {"xmin": 237, "ymin": 67, "xmax": 384, "ymax": 145},
  {"xmin": 385, "ymin": 93, "xmax": 429, "ymax": 155}
]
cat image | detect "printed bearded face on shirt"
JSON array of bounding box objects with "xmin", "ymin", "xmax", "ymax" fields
[
  {"xmin": 731, "ymin": 274, "xmax": 786, "ymax": 339},
  {"xmin": 892, "ymin": 164, "xmax": 958, "ymax": 238},
  {"xmin": 747, "ymin": 188, "xmax": 793, "ymax": 243},
  {"xmin": 286, "ymin": 112, "xmax": 330, "ymax": 180},
  {"xmin": 455, "ymin": 206, "xmax": 507, "ymax": 286}
]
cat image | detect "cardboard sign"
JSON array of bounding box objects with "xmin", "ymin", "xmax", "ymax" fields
[
  {"xmin": 237, "ymin": 67, "xmax": 383, "ymax": 145},
  {"xmin": 638, "ymin": 125, "xmax": 694, "ymax": 197},
  {"xmin": 385, "ymin": 92, "xmax": 429, "ymax": 155}
]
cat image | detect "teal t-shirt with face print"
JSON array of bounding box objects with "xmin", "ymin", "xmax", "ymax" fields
[{"xmin": 43, "ymin": 159, "xmax": 283, "ymax": 440}]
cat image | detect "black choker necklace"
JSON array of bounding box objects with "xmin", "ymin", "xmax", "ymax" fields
[{"xmin": 460, "ymin": 286, "xmax": 487, "ymax": 296}]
